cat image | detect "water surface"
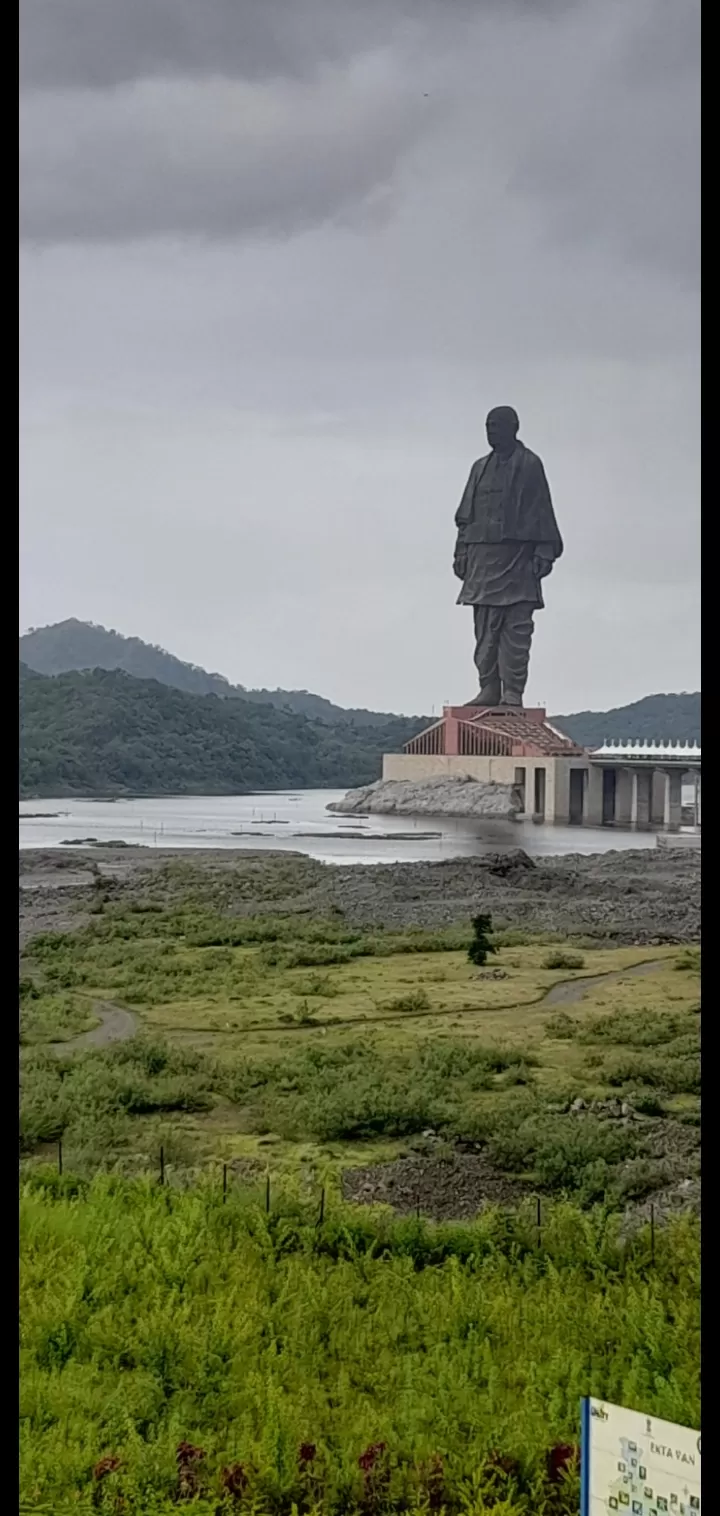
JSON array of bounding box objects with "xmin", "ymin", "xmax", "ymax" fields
[{"xmin": 19, "ymin": 791, "xmax": 664, "ymax": 865}]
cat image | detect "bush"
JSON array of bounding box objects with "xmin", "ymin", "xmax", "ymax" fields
[
  {"xmin": 542, "ymin": 951, "xmax": 586, "ymax": 971},
  {"xmin": 384, "ymin": 989, "xmax": 431, "ymax": 1013},
  {"xmin": 488, "ymin": 1109, "xmax": 637, "ymax": 1196},
  {"xmin": 603, "ymin": 1053, "xmax": 699, "ymax": 1095},
  {"xmin": 579, "ymin": 1009, "xmax": 692, "ymax": 1048},
  {"xmin": 674, "ymin": 947, "xmax": 701, "ymax": 972},
  {"xmin": 544, "ymin": 1013, "xmax": 579, "ymax": 1039}
]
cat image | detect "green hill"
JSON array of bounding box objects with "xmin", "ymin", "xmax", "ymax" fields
[
  {"xmin": 18, "ymin": 619, "xmax": 699, "ymax": 797},
  {"xmin": 550, "ymin": 692, "xmax": 700, "ymax": 748},
  {"xmin": 19, "ymin": 664, "xmax": 425, "ymax": 799},
  {"xmin": 19, "ymin": 619, "xmax": 424, "ymax": 727}
]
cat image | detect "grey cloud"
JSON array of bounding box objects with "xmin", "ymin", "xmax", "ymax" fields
[
  {"xmin": 19, "ymin": 0, "xmax": 699, "ymax": 711},
  {"xmin": 20, "ymin": 61, "xmax": 438, "ymax": 242},
  {"xmin": 507, "ymin": 2, "xmax": 700, "ymax": 288}
]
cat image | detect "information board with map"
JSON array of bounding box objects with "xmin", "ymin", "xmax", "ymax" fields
[{"xmin": 581, "ymin": 1399, "xmax": 700, "ymax": 1516}]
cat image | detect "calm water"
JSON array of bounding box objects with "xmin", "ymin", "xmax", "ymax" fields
[{"xmin": 19, "ymin": 791, "xmax": 664, "ymax": 865}]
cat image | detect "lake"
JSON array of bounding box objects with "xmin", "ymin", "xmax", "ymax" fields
[{"xmin": 19, "ymin": 791, "xmax": 665, "ymax": 865}]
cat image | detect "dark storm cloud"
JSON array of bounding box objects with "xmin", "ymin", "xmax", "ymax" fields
[
  {"xmin": 20, "ymin": 0, "xmax": 700, "ymax": 278},
  {"xmin": 19, "ymin": 0, "xmax": 572, "ymax": 89}
]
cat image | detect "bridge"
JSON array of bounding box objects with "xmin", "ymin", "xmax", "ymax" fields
[
  {"xmin": 386, "ymin": 707, "xmax": 700, "ymax": 830},
  {"xmin": 588, "ymin": 739, "xmax": 700, "ymax": 830}
]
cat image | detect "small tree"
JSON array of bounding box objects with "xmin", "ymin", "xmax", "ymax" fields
[{"xmin": 468, "ymin": 912, "xmax": 498, "ymax": 967}]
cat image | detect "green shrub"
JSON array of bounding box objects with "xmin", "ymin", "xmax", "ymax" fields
[
  {"xmin": 579, "ymin": 1009, "xmax": 692, "ymax": 1048},
  {"xmin": 544, "ymin": 1013, "xmax": 579, "ymax": 1039},
  {"xmin": 603, "ymin": 1053, "xmax": 699, "ymax": 1095},
  {"xmin": 542, "ymin": 951, "xmax": 585, "ymax": 971},
  {"xmin": 488, "ymin": 1110, "xmax": 637, "ymax": 1196},
  {"xmin": 674, "ymin": 946, "xmax": 701, "ymax": 972},
  {"xmin": 384, "ymin": 989, "xmax": 431, "ymax": 1013}
]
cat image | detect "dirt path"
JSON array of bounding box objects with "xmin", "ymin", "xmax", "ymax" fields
[
  {"xmin": 543, "ymin": 958, "xmax": 664, "ymax": 1006},
  {"xmin": 55, "ymin": 1002, "xmax": 138, "ymax": 1054}
]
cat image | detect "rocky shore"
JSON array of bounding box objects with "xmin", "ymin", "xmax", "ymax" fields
[{"xmin": 19, "ymin": 844, "xmax": 700, "ymax": 945}]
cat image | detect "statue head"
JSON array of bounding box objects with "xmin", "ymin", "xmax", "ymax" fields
[{"xmin": 486, "ymin": 406, "xmax": 519, "ymax": 456}]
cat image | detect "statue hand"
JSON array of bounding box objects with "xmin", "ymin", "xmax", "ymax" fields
[
  {"xmin": 533, "ymin": 555, "xmax": 553, "ymax": 579},
  {"xmin": 453, "ymin": 551, "xmax": 467, "ymax": 579}
]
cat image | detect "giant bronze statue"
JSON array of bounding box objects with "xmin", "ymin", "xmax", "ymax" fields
[{"xmin": 453, "ymin": 406, "xmax": 563, "ymax": 707}]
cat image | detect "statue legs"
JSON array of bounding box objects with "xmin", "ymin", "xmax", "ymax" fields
[{"xmin": 472, "ymin": 603, "xmax": 535, "ymax": 706}]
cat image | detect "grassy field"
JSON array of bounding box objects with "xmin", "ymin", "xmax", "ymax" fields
[
  {"xmin": 20, "ymin": 901, "xmax": 699, "ymax": 1194},
  {"xmin": 19, "ymin": 889, "xmax": 701, "ymax": 1511}
]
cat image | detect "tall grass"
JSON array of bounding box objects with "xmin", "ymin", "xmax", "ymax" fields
[{"xmin": 20, "ymin": 1179, "xmax": 699, "ymax": 1513}]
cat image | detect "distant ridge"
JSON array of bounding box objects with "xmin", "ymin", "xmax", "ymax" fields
[
  {"xmin": 19, "ymin": 619, "xmax": 425, "ymax": 727},
  {"xmin": 550, "ymin": 692, "xmax": 700, "ymax": 749},
  {"xmin": 19, "ymin": 620, "xmax": 700, "ymax": 798}
]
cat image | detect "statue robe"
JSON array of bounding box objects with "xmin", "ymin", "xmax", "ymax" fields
[{"xmin": 454, "ymin": 443, "xmax": 563, "ymax": 608}]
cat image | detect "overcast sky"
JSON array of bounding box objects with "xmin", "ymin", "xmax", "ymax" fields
[{"xmin": 20, "ymin": 0, "xmax": 700, "ymax": 715}]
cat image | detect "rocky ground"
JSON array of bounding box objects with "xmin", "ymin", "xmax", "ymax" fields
[{"xmin": 19, "ymin": 843, "xmax": 701, "ymax": 946}]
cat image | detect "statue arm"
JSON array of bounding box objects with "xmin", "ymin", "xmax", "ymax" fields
[
  {"xmin": 453, "ymin": 464, "xmax": 476, "ymax": 576},
  {"xmin": 528, "ymin": 459, "xmax": 563, "ymax": 575}
]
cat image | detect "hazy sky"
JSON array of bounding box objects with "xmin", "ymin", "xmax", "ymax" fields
[{"xmin": 20, "ymin": 0, "xmax": 700, "ymax": 715}]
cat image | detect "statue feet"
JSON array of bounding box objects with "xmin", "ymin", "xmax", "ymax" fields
[{"xmin": 472, "ymin": 681, "xmax": 501, "ymax": 707}]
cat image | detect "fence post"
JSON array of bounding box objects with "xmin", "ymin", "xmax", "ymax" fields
[
  {"xmin": 159, "ymin": 1146, "xmax": 165, "ymax": 1186},
  {"xmin": 536, "ymin": 1195, "xmax": 542, "ymax": 1250},
  {"xmin": 650, "ymin": 1203, "xmax": 655, "ymax": 1265},
  {"xmin": 318, "ymin": 1187, "xmax": 325, "ymax": 1227},
  {"xmin": 265, "ymin": 1173, "xmax": 271, "ymax": 1214},
  {"xmin": 58, "ymin": 1140, "xmax": 62, "ymax": 1177},
  {"xmin": 223, "ymin": 1164, "xmax": 228, "ymax": 1204}
]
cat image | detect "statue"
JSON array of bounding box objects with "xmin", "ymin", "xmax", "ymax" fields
[{"xmin": 453, "ymin": 406, "xmax": 563, "ymax": 707}]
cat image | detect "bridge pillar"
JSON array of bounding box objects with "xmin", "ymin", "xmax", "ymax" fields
[
  {"xmin": 662, "ymin": 769, "xmax": 682, "ymax": 832},
  {"xmin": 614, "ymin": 767, "xmax": 633, "ymax": 826},
  {"xmin": 651, "ymin": 771, "xmax": 666, "ymax": 826},
  {"xmin": 585, "ymin": 765, "xmax": 604, "ymax": 826},
  {"xmin": 630, "ymin": 768, "xmax": 653, "ymax": 829},
  {"xmin": 693, "ymin": 770, "xmax": 701, "ymax": 828}
]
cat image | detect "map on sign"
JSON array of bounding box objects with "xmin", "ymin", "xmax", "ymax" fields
[{"xmin": 581, "ymin": 1399, "xmax": 700, "ymax": 1516}]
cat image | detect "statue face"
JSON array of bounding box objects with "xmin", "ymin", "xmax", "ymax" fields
[{"xmin": 486, "ymin": 408, "xmax": 518, "ymax": 453}]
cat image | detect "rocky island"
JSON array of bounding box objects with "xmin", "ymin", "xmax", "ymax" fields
[{"xmin": 327, "ymin": 773, "xmax": 520, "ymax": 819}]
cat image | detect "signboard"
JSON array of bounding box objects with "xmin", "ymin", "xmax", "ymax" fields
[{"xmin": 581, "ymin": 1399, "xmax": 701, "ymax": 1515}]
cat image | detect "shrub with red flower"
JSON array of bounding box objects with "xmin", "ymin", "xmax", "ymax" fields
[
  {"xmin": 358, "ymin": 1443, "xmax": 389, "ymax": 1512},
  {"xmin": 93, "ymin": 1457, "xmax": 123, "ymax": 1482},
  {"xmin": 424, "ymin": 1453, "xmax": 445, "ymax": 1511},
  {"xmin": 221, "ymin": 1463, "xmax": 248, "ymax": 1500},
  {"xmin": 175, "ymin": 1443, "xmax": 206, "ymax": 1502},
  {"xmin": 547, "ymin": 1443, "xmax": 579, "ymax": 1484}
]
